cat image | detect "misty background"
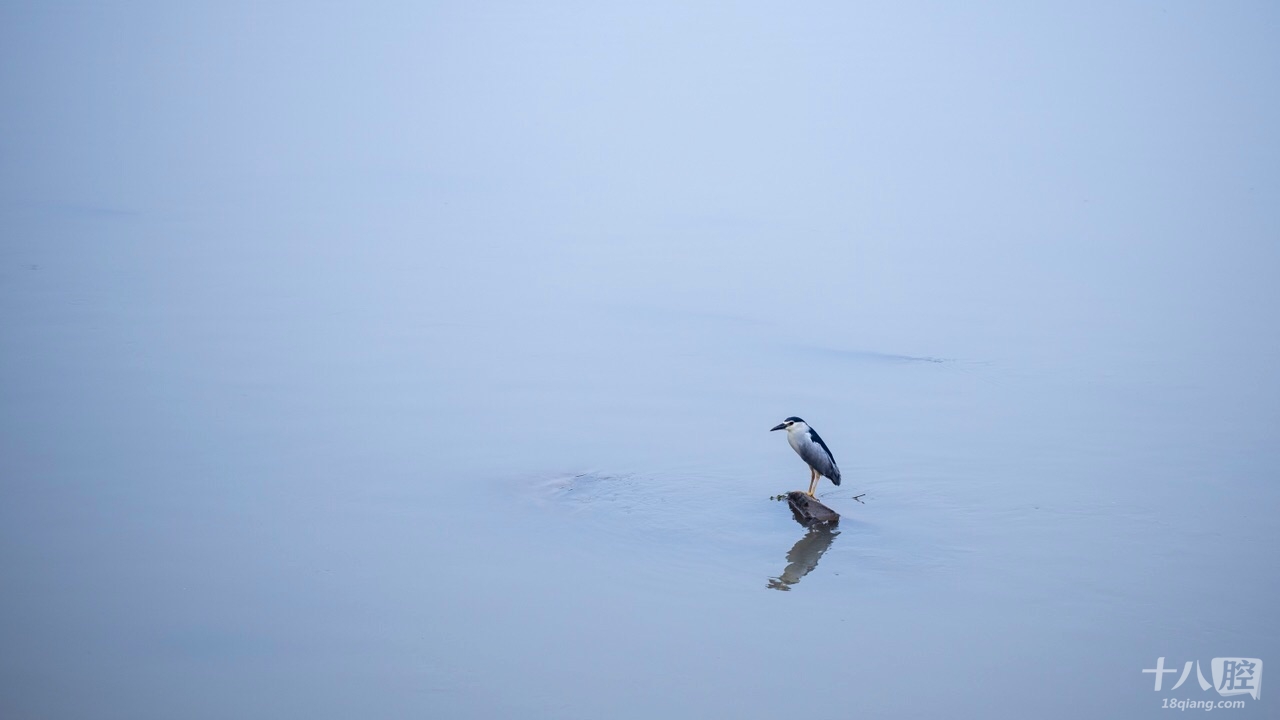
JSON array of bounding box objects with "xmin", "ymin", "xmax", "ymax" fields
[{"xmin": 2, "ymin": 3, "xmax": 1278, "ymax": 719}]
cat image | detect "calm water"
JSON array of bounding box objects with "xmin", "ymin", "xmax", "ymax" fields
[{"xmin": 3, "ymin": 4, "xmax": 1279, "ymax": 719}]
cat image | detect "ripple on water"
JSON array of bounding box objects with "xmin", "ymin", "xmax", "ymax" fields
[{"xmin": 523, "ymin": 470, "xmax": 972, "ymax": 593}]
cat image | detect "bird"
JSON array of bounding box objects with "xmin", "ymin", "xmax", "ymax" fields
[{"xmin": 771, "ymin": 416, "xmax": 841, "ymax": 497}]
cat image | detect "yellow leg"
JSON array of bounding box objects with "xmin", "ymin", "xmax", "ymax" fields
[{"xmin": 808, "ymin": 468, "xmax": 818, "ymax": 497}]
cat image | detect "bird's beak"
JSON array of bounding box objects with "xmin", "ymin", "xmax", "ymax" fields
[{"xmin": 770, "ymin": 423, "xmax": 786, "ymax": 432}]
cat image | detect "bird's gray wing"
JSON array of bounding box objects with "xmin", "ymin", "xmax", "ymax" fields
[{"xmin": 801, "ymin": 430, "xmax": 841, "ymax": 484}]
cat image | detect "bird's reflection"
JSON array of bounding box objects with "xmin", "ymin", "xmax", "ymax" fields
[{"xmin": 767, "ymin": 524, "xmax": 839, "ymax": 591}]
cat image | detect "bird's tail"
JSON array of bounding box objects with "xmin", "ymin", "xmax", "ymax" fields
[{"xmin": 830, "ymin": 468, "xmax": 841, "ymax": 486}]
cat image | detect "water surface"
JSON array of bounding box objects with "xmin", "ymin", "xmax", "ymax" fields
[{"xmin": 2, "ymin": 3, "xmax": 1278, "ymax": 719}]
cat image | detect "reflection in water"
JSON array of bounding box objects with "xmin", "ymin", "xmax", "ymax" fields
[{"xmin": 767, "ymin": 524, "xmax": 839, "ymax": 591}]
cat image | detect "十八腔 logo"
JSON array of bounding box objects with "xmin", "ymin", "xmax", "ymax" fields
[{"xmin": 1143, "ymin": 657, "xmax": 1262, "ymax": 700}]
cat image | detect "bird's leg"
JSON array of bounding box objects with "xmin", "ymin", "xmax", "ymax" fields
[{"xmin": 808, "ymin": 468, "xmax": 818, "ymax": 497}]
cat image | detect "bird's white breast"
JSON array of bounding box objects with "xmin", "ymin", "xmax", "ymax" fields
[{"xmin": 786, "ymin": 427, "xmax": 811, "ymax": 454}]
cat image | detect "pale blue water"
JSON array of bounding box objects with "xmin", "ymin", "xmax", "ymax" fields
[{"xmin": 3, "ymin": 4, "xmax": 1279, "ymax": 719}]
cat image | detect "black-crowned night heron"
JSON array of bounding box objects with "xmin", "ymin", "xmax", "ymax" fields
[{"xmin": 771, "ymin": 416, "xmax": 841, "ymax": 497}]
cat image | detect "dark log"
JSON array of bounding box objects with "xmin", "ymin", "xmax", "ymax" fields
[{"xmin": 785, "ymin": 491, "xmax": 840, "ymax": 526}]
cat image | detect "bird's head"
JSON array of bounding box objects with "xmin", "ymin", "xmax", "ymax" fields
[{"xmin": 770, "ymin": 416, "xmax": 808, "ymax": 434}]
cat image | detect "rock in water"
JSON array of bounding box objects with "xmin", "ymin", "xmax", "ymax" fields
[{"xmin": 786, "ymin": 491, "xmax": 840, "ymax": 526}]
